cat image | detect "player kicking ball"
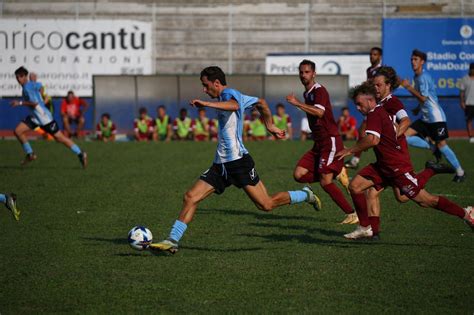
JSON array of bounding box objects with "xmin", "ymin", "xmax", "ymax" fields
[
  {"xmin": 336, "ymin": 82, "xmax": 473, "ymax": 240},
  {"xmin": 0, "ymin": 193, "xmax": 20, "ymax": 221},
  {"xmin": 11, "ymin": 67, "xmax": 87, "ymax": 168},
  {"xmin": 149, "ymin": 66, "xmax": 321, "ymax": 254}
]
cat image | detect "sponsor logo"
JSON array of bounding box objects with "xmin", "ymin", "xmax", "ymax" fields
[
  {"xmin": 201, "ymin": 169, "xmax": 210, "ymax": 177},
  {"xmin": 249, "ymin": 168, "xmax": 256, "ymax": 180},
  {"xmin": 460, "ymin": 25, "xmax": 472, "ymax": 39}
]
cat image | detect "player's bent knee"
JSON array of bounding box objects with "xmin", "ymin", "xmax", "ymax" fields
[{"xmin": 348, "ymin": 182, "xmax": 362, "ymax": 194}]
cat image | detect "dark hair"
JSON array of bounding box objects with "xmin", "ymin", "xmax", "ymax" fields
[
  {"xmin": 412, "ymin": 49, "xmax": 427, "ymax": 62},
  {"xmin": 67, "ymin": 90, "xmax": 74, "ymax": 97},
  {"xmin": 299, "ymin": 59, "xmax": 316, "ymax": 71},
  {"xmin": 180, "ymin": 108, "xmax": 187, "ymax": 114},
  {"xmin": 14, "ymin": 66, "xmax": 28, "ymax": 77},
  {"xmin": 139, "ymin": 107, "xmax": 147, "ymax": 114},
  {"xmin": 101, "ymin": 113, "xmax": 111, "ymax": 119},
  {"xmin": 200, "ymin": 66, "xmax": 227, "ymax": 85},
  {"xmin": 276, "ymin": 103, "xmax": 285, "ymax": 109},
  {"xmin": 341, "ymin": 106, "xmax": 349, "ymax": 112},
  {"xmin": 158, "ymin": 105, "xmax": 166, "ymax": 110},
  {"xmin": 374, "ymin": 66, "xmax": 400, "ymax": 90},
  {"xmin": 370, "ymin": 47, "xmax": 383, "ymax": 55},
  {"xmin": 198, "ymin": 107, "xmax": 205, "ymax": 112},
  {"xmin": 351, "ymin": 81, "xmax": 377, "ymax": 102}
]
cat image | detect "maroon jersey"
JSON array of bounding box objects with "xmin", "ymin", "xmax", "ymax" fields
[
  {"xmin": 378, "ymin": 94, "xmax": 409, "ymax": 151},
  {"xmin": 365, "ymin": 105, "xmax": 413, "ymax": 177},
  {"xmin": 303, "ymin": 83, "xmax": 340, "ymax": 143},
  {"xmin": 366, "ymin": 64, "xmax": 381, "ymax": 80}
]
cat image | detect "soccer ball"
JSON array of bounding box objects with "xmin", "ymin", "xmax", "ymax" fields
[{"xmin": 128, "ymin": 226, "xmax": 153, "ymax": 251}]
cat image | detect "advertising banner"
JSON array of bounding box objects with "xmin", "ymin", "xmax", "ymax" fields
[
  {"xmin": 0, "ymin": 19, "xmax": 152, "ymax": 96},
  {"xmin": 383, "ymin": 18, "xmax": 474, "ymax": 96}
]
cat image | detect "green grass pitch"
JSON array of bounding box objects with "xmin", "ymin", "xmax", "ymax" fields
[{"xmin": 0, "ymin": 140, "xmax": 473, "ymax": 313}]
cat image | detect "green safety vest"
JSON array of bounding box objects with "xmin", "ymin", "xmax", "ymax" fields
[
  {"xmin": 194, "ymin": 118, "xmax": 209, "ymax": 136},
  {"xmin": 249, "ymin": 119, "xmax": 267, "ymax": 137},
  {"xmin": 273, "ymin": 114, "xmax": 289, "ymax": 131},
  {"xmin": 99, "ymin": 120, "xmax": 113, "ymax": 138},
  {"xmin": 155, "ymin": 115, "xmax": 169, "ymax": 135},
  {"xmin": 176, "ymin": 117, "xmax": 191, "ymax": 138},
  {"xmin": 137, "ymin": 116, "xmax": 151, "ymax": 134}
]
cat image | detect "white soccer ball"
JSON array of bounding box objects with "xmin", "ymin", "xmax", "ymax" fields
[{"xmin": 128, "ymin": 226, "xmax": 153, "ymax": 251}]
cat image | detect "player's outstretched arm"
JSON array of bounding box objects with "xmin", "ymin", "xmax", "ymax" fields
[
  {"xmin": 10, "ymin": 100, "xmax": 38, "ymax": 108},
  {"xmin": 397, "ymin": 116, "xmax": 411, "ymax": 137},
  {"xmin": 286, "ymin": 93, "xmax": 324, "ymax": 118},
  {"xmin": 400, "ymin": 79, "xmax": 427, "ymax": 104},
  {"xmin": 190, "ymin": 99, "xmax": 238, "ymax": 111},
  {"xmin": 335, "ymin": 134, "xmax": 379, "ymax": 160},
  {"xmin": 255, "ymin": 98, "xmax": 285, "ymax": 139}
]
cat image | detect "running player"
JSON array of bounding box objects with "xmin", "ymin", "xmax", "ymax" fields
[
  {"xmin": 401, "ymin": 49, "xmax": 465, "ymax": 183},
  {"xmin": 345, "ymin": 47, "xmax": 383, "ymax": 169},
  {"xmin": 0, "ymin": 193, "xmax": 20, "ymax": 221},
  {"xmin": 11, "ymin": 67, "xmax": 87, "ymax": 168},
  {"xmin": 149, "ymin": 66, "xmax": 322, "ymax": 254},
  {"xmin": 363, "ymin": 67, "xmax": 454, "ymax": 238},
  {"xmin": 336, "ymin": 82, "xmax": 473, "ymax": 240},
  {"xmin": 286, "ymin": 59, "xmax": 355, "ymax": 224}
]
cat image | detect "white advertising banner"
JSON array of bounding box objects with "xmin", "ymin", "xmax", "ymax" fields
[
  {"xmin": 266, "ymin": 54, "xmax": 369, "ymax": 87},
  {"xmin": 0, "ymin": 19, "xmax": 153, "ymax": 96}
]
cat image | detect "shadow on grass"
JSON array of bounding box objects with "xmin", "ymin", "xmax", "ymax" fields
[
  {"xmin": 81, "ymin": 236, "xmax": 128, "ymax": 245},
  {"xmin": 199, "ymin": 208, "xmax": 325, "ymax": 222},
  {"xmin": 181, "ymin": 245, "xmax": 265, "ymax": 253}
]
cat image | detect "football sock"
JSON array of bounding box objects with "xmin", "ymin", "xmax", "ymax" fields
[
  {"xmin": 416, "ymin": 168, "xmax": 435, "ymax": 188},
  {"xmin": 435, "ymin": 196, "xmax": 465, "ymax": 218},
  {"xmin": 168, "ymin": 220, "xmax": 187, "ymax": 243},
  {"xmin": 322, "ymin": 183, "xmax": 353, "ymax": 214},
  {"xmin": 369, "ymin": 216, "xmax": 380, "ymax": 235},
  {"xmin": 70, "ymin": 144, "xmax": 82, "ymax": 155},
  {"xmin": 350, "ymin": 192, "xmax": 369, "ymax": 227},
  {"xmin": 289, "ymin": 190, "xmax": 308, "ymax": 204},
  {"xmin": 406, "ymin": 136, "xmax": 431, "ymax": 149},
  {"xmin": 297, "ymin": 172, "xmax": 315, "ymax": 183},
  {"xmin": 0, "ymin": 194, "xmax": 6, "ymax": 204},
  {"xmin": 439, "ymin": 145, "xmax": 464, "ymax": 176},
  {"xmin": 22, "ymin": 142, "xmax": 33, "ymax": 155}
]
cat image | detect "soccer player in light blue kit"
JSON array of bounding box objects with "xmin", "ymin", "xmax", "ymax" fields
[
  {"xmin": 11, "ymin": 67, "xmax": 88, "ymax": 168},
  {"xmin": 402, "ymin": 49, "xmax": 465, "ymax": 183},
  {"xmin": 149, "ymin": 66, "xmax": 321, "ymax": 254},
  {"xmin": 0, "ymin": 193, "xmax": 20, "ymax": 221}
]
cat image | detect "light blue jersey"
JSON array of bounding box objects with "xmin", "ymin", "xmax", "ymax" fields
[
  {"xmin": 22, "ymin": 81, "xmax": 53, "ymax": 126},
  {"xmin": 414, "ymin": 72, "xmax": 446, "ymax": 123},
  {"xmin": 214, "ymin": 88, "xmax": 259, "ymax": 164}
]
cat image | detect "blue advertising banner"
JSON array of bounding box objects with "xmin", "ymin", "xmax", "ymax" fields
[{"xmin": 383, "ymin": 18, "xmax": 474, "ymax": 96}]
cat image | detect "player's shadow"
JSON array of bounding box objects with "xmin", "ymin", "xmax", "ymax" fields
[
  {"xmin": 248, "ymin": 222, "xmax": 343, "ymax": 238},
  {"xmin": 81, "ymin": 236, "xmax": 128, "ymax": 245},
  {"xmin": 199, "ymin": 208, "xmax": 326, "ymax": 222},
  {"xmin": 241, "ymin": 232, "xmax": 355, "ymax": 248},
  {"xmin": 181, "ymin": 245, "xmax": 265, "ymax": 253}
]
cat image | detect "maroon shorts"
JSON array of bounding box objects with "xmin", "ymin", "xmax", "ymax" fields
[
  {"xmin": 358, "ymin": 163, "xmax": 421, "ymax": 199},
  {"xmin": 297, "ymin": 136, "xmax": 344, "ymax": 179}
]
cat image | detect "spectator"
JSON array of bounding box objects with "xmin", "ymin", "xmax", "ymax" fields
[
  {"xmin": 61, "ymin": 90, "xmax": 89, "ymax": 138},
  {"xmin": 246, "ymin": 108, "xmax": 267, "ymax": 141},
  {"xmin": 154, "ymin": 105, "xmax": 172, "ymax": 142},
  {"xmin": 192, "ymin": 108, "xmax": 210, "ymax": 141},
  {"xmin": 273, "ymin": 103, "xmax": 292, "ymax": 140},
  {"xmin": 209, "ymin": 118, "xmax": 219, "ymax": 142},
  {"xmin": 134, "ymin": 107, "xmax": 154, "ymax": 141},
  {"xmin": 460, "ymin": 63, "xmax": 474, "ymax": 143},
  {"xmin": 337, "ymin": 107, "xmax": 358, "ymax": 140},
  {"xmin": 300, "ymin": 117, "xmax": 312, "ymax": 141},
  {"xmin": 96, "ymin": 113, "xmax": 117, "ymax": 142},
  {"xmin": 173, "ymin": 108, "xmax": 192, "ymax": 140}
]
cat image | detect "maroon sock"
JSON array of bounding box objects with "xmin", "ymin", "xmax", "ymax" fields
[
  {"xmin": 435, "ymin": 196, "xmax": 465, "ymax": 218},
  {"xmin": 350, "ymin": 192, "xmax": 369, "ymax": 227},
  {"xmin": 322, "ymin": 183, "xmax": 354, "ymax": 214},
  {"xmin": 354, "ymin": 151, "xmax": 362, "ymax": 158},
  {"xmin": 369, "ymin": 216, "xmax": 380, "ymax": 235},
  {"xmin": 296, "ymin": 172, "xmax": 315, "ymax": 183},
  {"xmin": 416, "ymin": 168, "xmax": 435, "ymax": 188}
]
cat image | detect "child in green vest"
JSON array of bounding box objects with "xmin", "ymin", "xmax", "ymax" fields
[
  {"xmin": 192, "ymin": 108, "xmax": 210, "ymax": 141},
  {"xmin": 96, "ymin": 113, "xmax": 117, "ymax": 142},
  {"xmin": 134, "ymin": 107, "xmax": 154, "ymax": 141},
  {"xmin": 272, "ymin": 103, "xmax": 293, "ymax": 140},
  {"xmin": 246, "ymin": 108, "xmax": 267, "ymax": 141},
  {"xmin": 154, "ymin": 105, "xmax": 172, "ymax": 142},
  {"xmin": 173, "ymin": 108, "xmax": 192, "ymax": 140}
]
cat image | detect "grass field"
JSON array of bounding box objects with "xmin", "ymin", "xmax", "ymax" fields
[{"xmin": 0, "ymin": 139, "xmax": 473, "ymax": 313}]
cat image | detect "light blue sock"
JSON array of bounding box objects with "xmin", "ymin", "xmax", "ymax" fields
[
  {"xmin": 289, "ymin": 190, "xmax": 308, "ymax": 204},
  {"xmin": 407, "ymin": 136, "xmax": 431, "ymax": 149},
  {"xmin": 439, "ymin": 145, "xmax": 463, "ymax": 174},
  {"xmin": 70, "ymin": 144, "xmax": 82, "ymax": 155},
  {"xmin": 168, "ymin": 220, "xmax": 188, "ymax": 243},
  {"xmin": 0, "ymin": 194, "xmax": 6, "ymax": 204},
  {"xmin": 22, "ymin": 142, "xmax": 33, "ymax": 155}
]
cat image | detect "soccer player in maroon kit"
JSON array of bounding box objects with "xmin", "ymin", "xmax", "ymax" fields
[
  {"xmin": 336, "ymin": 82, "xmax": 473, "ymax": 239},
  {"xmin": 286, "ymin": 59, "xmax": 357, "ymax": 224}
]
